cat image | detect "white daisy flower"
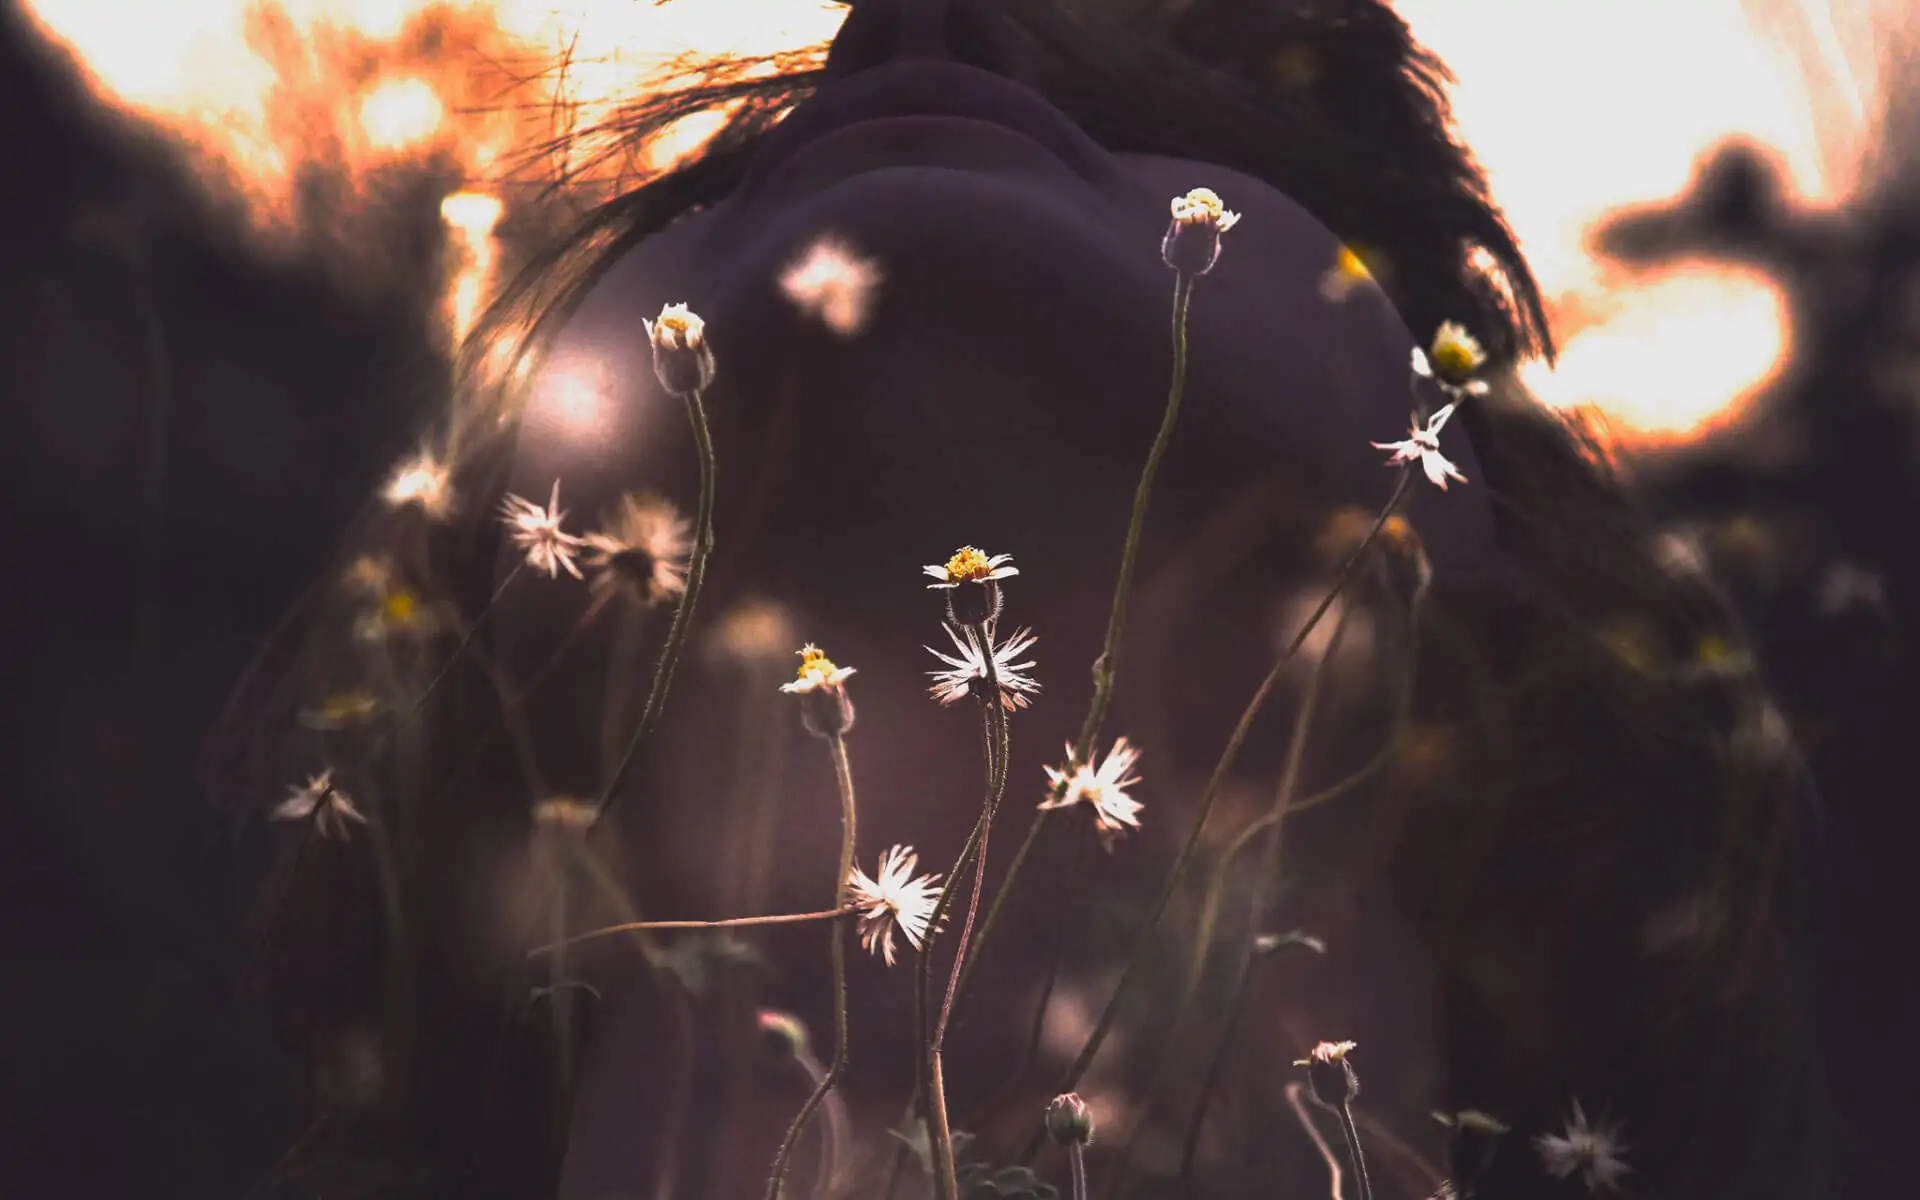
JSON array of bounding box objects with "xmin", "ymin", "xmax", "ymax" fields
[
  {"xmin": 582, "ymin": 493, "xmax": 692, "ymax": 607},
  {"xmin": 1373, "ymin": 402, "xmax": 1468, "ymax": 490},
  {"xmin": 780, "ymin": 643, "xmax": 856, "ymax": 694},
  {"xmin": 499, "ymin": 479, "xmax": 585, "ymax": 579},
  {"xmin": 923, "ymin": 546, "xmax": 1019, "ymax": 589},
  {"xmin": 779, "ymin": 234, "xmax": 883, "ymax": 338},
  {"xmin": 925, "ymin": 623, "xmax": 1041, "ymax": 710},
  {"xmin": 1411, "ymin": 321, "xmax": 1491, "ymax": 399},
  {"xmin": 1533, "ymin": 1100, "xmax": 1631, "ymax": 1194},
  {"xmin": 1039, "ymin": 738, "xmax": 1145, "ymax": 850},
  {"xmin": 272, "ymin": 769, "xmax": 368, "ymax": 841},
  {"xmin": 644, "ymin": 302, "xmax": 716, "ymax": 396},
  {"xmin": 1163, "ymin": 187, "xmax": 1242, "ymax": 275},
  {"xmin": 382, "ymin": 450, "xmax": 455, "ymax": 521},
  {"xmin": 846, "ymin": 845, "xmax": 943, "ymax": 967}
]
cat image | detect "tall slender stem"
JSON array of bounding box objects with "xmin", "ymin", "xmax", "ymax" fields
[
  {"xmin": 1107, "ymin": 605, "xmax": 1354, "ymax": 1198},
  {"xmin": 595, "ymin": 384, "xmax": 716, "ymax": 824},
  {"xmin": 1018, "ymin": 470, "xmax": 1414, "ymax": 1166},
  {"xmin": 927, "ymin": 621, "xmax": 1013, "ymax": 1200},
  {"xmin": 764, "ymin": 732, "xmax": 859, "ymax": 1200},
  {"xmin": 1067, "ymin": 1144, "xmax": 1089, "ymax": 1200},
  {"xmin": 957, "ymin": 272, "xmax": 1195, "ymax": 993},
  {"xmin": 527, "ymin": 908, "xmax": 846, "ymax": 958},
  {"xmin": 1337, "ymin": 1103, "xmax": 1375, "ymax": 1200}
]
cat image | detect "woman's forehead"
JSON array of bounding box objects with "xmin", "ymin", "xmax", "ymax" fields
[{"xmin": 523, "ymin": 145, "xmax": 1492, "ymax": 579}]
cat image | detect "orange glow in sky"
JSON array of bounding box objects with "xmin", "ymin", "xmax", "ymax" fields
[{"xmin": 16, "ymin": 0, "xmax": 1897, "ymax": 447}]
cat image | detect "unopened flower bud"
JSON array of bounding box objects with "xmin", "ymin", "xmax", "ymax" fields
[
  {"xmin": 1161, "ymin": 187, "xmax": 1241, "ymax": 276},
  {"xmin": 757, "ymin": 1008, "xmax": 811, "ymax": 1061},
  {"xmin": 645, "ymin": 302, "xmax": 716, "ymax": 396},
  {"xmin": 1045, "ymin": 1092, "xmax": 1095, "ymax": 1146},
  {"xmin": 1297, "ymin": 1040, "xmax": 1360, "ymax": 1108}
]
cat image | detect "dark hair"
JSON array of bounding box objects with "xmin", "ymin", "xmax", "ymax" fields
[{"xmin": 225, "ymin": 3, "xmax": 1829, "ymax": 1197}]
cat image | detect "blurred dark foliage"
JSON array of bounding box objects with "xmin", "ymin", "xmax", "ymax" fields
[{"xmin": 0, "ymin": 2, "xmax": 1911, "ymax": 1196}]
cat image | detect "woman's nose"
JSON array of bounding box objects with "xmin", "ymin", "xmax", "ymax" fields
[{"xmin": 822, "ymin": 0, "xmax": 1039, "ymax": 85}]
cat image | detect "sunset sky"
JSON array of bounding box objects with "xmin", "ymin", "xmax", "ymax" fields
[{"xmin": 19, "ymin": 0, "xmax": 1907, "ymax": 444}]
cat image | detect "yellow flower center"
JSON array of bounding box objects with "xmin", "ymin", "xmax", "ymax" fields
[
  {"xmin": 1429, "ymin": 324, "xmax": 1486, "ymax": 382},
  {"xmin": 1336, "ymin": 244, "xmax": 1371, "ymax": 280},
  {"xmin": 1178, "ymin": 187, "xmax": 1224, "ymax": 221},
  {"xmin": 1696, "ymin": 633, "xmax": 1733, "ymax": 666},
  {"xmin": 943, "ymin": 546, "xmax": 994, "ymax": 583},
  {"xmin": 795, "ymin": 643, "xmax": 840, "ymax": 682},
  {"xmin": 383, "ymin": 590, "xmax": 418, "ymax": 623}
]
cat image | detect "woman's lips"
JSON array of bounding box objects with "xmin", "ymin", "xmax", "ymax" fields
[{"xmin": 732, "ymin": 59, "xmax": 1117, "ymax": 202}]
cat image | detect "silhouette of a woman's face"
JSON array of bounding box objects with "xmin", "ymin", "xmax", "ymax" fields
[{"xmin": 495, "ymin": 8, "xmax": 1495, "ymax": 1194}]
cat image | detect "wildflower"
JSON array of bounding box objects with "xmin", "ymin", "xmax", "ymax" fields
[
  {"xmin": 779, "ymin": 234, "xmax": 882, "ymax": 337},
  {"xmin": 382, "ymin": 450, "xmax": 455, "ymax": 521},
  {"xmin": 1045, "ymin": 1093, "xmax": 1095, "ymax": 1146},
  {"xmin": 344, "ymin": 555, "xmax": 393, "ymax": 594},
  {"xmin": 353, "ymin": 584, "xmax": 438, "ymax": 643},
  {"xmin": 1039, "ymin": 738, "xmax": 1145, "ymax": 851},
  {"xmin": 272, "ymin": 769, "xmax": 368, "ymax": 841},
  {"xmin": 644, "ymin": 302, "xmax": 716, "ymax": 396},
  {"xmin": 1320, "ymin": 242, "xmax": 1376, "ymax": 302},
  {"xmin": 1162, "ymin": 186, "xmax": 1241, "ymax": 276},
  {"xmin": 1533, "ymin": 1100, "xmax": 1630, "ymax": 1194},
  {"xmin": 1295, "ymin": 1040, "xmax": 1360, "ymax": 1108},
  {"xmin": 924, "ymin": 545, "xmax": 1018, "ymax": 627},
  {"xmin": 499, "ymin": 479, "xmax": 585, "ymax": 580},
  {"xmin": 1373, "ymin": 403, "xmax": 1468, "ymax": 490},
  {"xmin": 582, "ymin": 492, "xmax": 692, "ymax": 607},
  {"xmin": 779, "ymin": 643, "xmax": 857, "ymax": 738},
  {"xmin": 298, "ymin": 690, "xmax": 381, "ymax": 731},
  {"xmin": 846, "ymin": 845, "xmax": 943, "ymax": 966},
  {"xmin": 926, "ymin": 623, "xmax": 1040, "ymax": 711},
  {"xmin": 1412, "ymin": 321, "xmax": 1491, "ymax": 398},
  {"xmin": 1816, "ymin": 560, "xmax": 1886, "ymax": 616}
]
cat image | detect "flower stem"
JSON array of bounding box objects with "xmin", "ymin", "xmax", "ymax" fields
[
  {"xmin": 594, "ymin": 384, "xmax": 717, "ymax": 825},
  {"xmin": 400, "ymin": 560, "xmax": 526, "ymax": 730},
  {"xmin": 1068, "ymin": 1143, "xmax": 1089, "ymax": 1200},
  {"xmin": 1336, "ymin": 1102, "xmax": 1375, "ymax": 1200},
  {"xmin": 955, "ymin": 269, "xmax": 1194, "ymax": 1004},
  {"xmin": 764, "ymin": 731, "xmax": 859, "ymax": 1200},
  {"xmin": 525, "ymin": 907, "xmax": 846, "ymax": 958},
  {"xmin": 1018, "ymin": 469, "xmax": 1414, "ymax": 1166},
  {"xmin": 927, "ymin": 622, "xmax": 1014, "ymax": 1200},
  {"xmin": 1107, "ymin": 605, "xmax": 1355, "ymax": 1199}
]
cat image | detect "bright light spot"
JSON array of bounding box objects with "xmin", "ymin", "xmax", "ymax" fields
[
  {"xmin": 359, "ymin": 77, "xmax": 442, "ymax": 150},
  {"xmin": 1520, "ymin": 266, "xmax": 1791, "ymax": 443},
  {"xmin": 779, "ymin": 234, "xmax": 883, "ymax": 337},
  {"xmin": 534, "ymin": 354, "xmax": 609, "ymax": 435}
]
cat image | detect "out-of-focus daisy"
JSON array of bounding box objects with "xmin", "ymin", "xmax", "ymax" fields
[
  {"xmin": 298, "ymin": 691, "xmax": 381, "ymax": 731},
  {"xmin": 382, "ymin": 450, "xmax": 455, "ymax": 521},
  {"xmin": 1373, "ymin": 403, "xmax": 1468, "ymax": 491},
  {"xmin": 353, "ymin": 584, "xmax": 439, "ymax": 643},
  {"xmin": 582, "ymin": 493, "xmax": 692, "ymax": 607},
  {"xmin": 1816, "ymin": 560, "xmax": 1886, "ymax": 616},
  {"xmin": 499, "ymin": 479, "xmax": 585, "ymax": 579},
  {"xmin": 1412, "ymin": 321, "xmax": 1490, "ymax": 399},
  {"xmin": 1319, "ymin": 242, "xmax": 1376, "ymax": 302},
  {"xmin": 846, "ymin": 845, "xmax": 943, "ymax": 967},
  {"xmin": 779, "ymin": 234, "xmax": 883, "ymax": 337},
  {"xmin": 926, "ymin": 623, "xmax": 1040, "ymax": 710},
  {"xmin": 1533, "ymin": 1100, "xmax": 1630, "ymax": 1194},
  {"xmin": 706, "ymin": 598, "xmax": 796, "ymax": 668},
  {"xmin": 1040, "ymin": 738, "xmax": 1145, "ymax": 851},
  {"xmin": 272, "ymin": 769, "xmax": 368, "ymax": 841}
]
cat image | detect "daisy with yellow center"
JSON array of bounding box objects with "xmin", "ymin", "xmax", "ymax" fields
[
  {"xmin": 644, "ymin": 302, "xmax": 716, "ymax": 396},
  {"xmin": 924, "ymin": 546, "xmax": 1018, "ymax": 588},
  {"xmin": 1163, "ymin": 187, "xmax": 1242, "ymax": 275},
  {"xmin": 1412, "ymin": 321, "xmax": 1490, "ymax": 398},
  {"xmin": 1319, "ymin": 242, "xmax": 1377, "ymax": 302},
  {"xmin": 1168, "ymin": 187, "xmax": 1242, "ymax": 232}
]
